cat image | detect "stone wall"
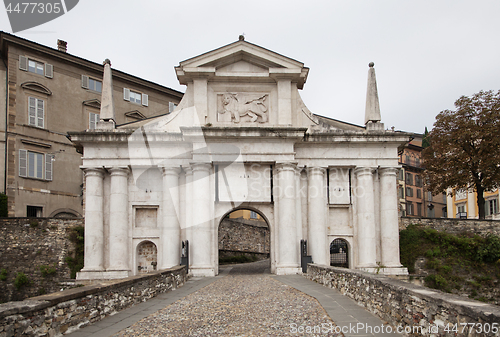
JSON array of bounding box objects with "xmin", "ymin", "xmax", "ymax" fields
[
  {"xmin": 307, "ymin": 264, "xmax": 500, "ymax": 337},
  {"xmin": 0, "ymin": 218, "xmax": 84, "ymax": 303},
  {"xmin": 399, "ymin": 217, "xmax": 500, "ymax": 237},
  {"xmin": 0, "ymin": 265, "xmax": 187, "ymax": 336},
  {"xmin": 218, "ymin": 218, "xmax": 270, "ymax": 256}
]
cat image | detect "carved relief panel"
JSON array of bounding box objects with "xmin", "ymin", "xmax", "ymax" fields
[{"xmin": 217, "ymin": 93, "xmax": 269, "ymax": 123}]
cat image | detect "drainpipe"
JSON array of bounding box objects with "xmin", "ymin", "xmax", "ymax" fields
[{"xmin": 1, "ymin": 53, "xmax": 7, "ymax": 195}]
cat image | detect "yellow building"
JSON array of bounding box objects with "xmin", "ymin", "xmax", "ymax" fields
[
  {"xmin": 228, "ymin": 209, "xmax": 263, "ymax": 221},
  {"xmin": 447, "ymin": 188, "xmax": 499, "ymax": 219}
]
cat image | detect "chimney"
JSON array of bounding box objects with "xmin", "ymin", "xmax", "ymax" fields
[{"xmin": 57, "ymin": 39, "xmax": 67, "ymax": 53}]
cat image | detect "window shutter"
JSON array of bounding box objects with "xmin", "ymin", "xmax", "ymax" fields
[
  {"xmin": 45, "ymin": 64, "xmax": 53, "ymax": 78},
  {"xmin": 45, "ymin": 154, "xmax": 53, "ymax": 181},
  {"xmin": 19, "ymin": 150, "xmax": 27, "ymax": 177},
  {"xmin": 28, "ymin": 97, "xmax": 36, "ymax": 125},
  {"xmin": 19, "ymin": 55, "xmax": 28, "ymax": 71},
  {"xmin": 89, "ymin": 112, "xmax": 99, "ymax": 129},
  {"xmin": 37, "ymin": 99, "xmax": 44, "ymax": 128},
  {"xmin": 82, "ymin": 75, "xmax": 89, "ymax": 89},
  {"xmin": 142, "ymin": 93, "xmax": 148, "ymax": 106},
  {"xmin": 123, "ymin": 88, "xmax": 130, "ymax": 101}
]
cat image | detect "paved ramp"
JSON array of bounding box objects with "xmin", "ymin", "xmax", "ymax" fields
[{"xmin": 67, "ymin": 260, "xmax": 400, "ymax": 336}]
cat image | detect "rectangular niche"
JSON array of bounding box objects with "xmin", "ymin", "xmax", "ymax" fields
[
  {"xmin": 329, "ymin": 168, "xmax": 351, "ymax": 205},
  {"xmin": 135, "ymin": 206, "xmax": 158, "ymax": 228}
]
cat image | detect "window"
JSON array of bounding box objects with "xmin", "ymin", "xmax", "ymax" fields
[
  {"xmin": 81, "ymin": 75, "xmax": 102, "ymax": 92},
  {"xmin": 442, "ymin": 207, "xmax": 447, "ymax": 218},
  {"xmin": 28, "ymin": 97, "xmax": 44, "ymax": 128},
  {"xmin": 416, "ymin": 189, "xmax": 422, "ymax": 199},
  {"xmin": 455, "ymin": 189, "xmax": 466, "ymax": 200},
  {"xmin": 415, "ymin": 175, "xmax": 422, "ymax": 187},
  {"xmin": 428, "ymin": 208, "xmax": 435, "ymax": 218},
  {"xmin": 89, "ymin": 112, "xmax": 100, "ymax": 129},
  {"xmin": 427, "ymin": 191, "xmax": 433, "ymax": 202},
  {"xmin": 19, "ymin": 150, "xmax": 53, "ymax": 180},
  {"xmin": 417, "ymin": 203, "xmax": 422, "ymax": 216},
  {"xmin": 123, "ymin": 88, "xmax": 148, "ymax": 106},
  {"xmin": 405, "ymin": 172, "xmax": 413, "ymax": 185},
  {"xmin": 398, "ymin": 186, "xmax": 405, "ymax": 199},
  {"xmin": 169, "ymin": 102, "xmax": 177, "ymax": 113},
  {"xmin": 27, "ymin": 206, "xmax": 43, "ymax": 217},
  {"xmin": 19, "ymin": 55, "xmax": 53, "ymax": 78},
  {"xmin": 250, "ymin": 211, "xmax": 258, "ymax": 219},
  {"xmin": 406, "ymin": 187, "xmax": 413, "ymax": 197},
  {"xmin": 485, "ymin": 199, "xmax": 498, "ymax": 216},
  {"xmin": 407, "ymin": 202, "xmax": 414, "ymax": 215},
  {"xmin": 398, "ymin": 169, "xmax": 404, "ymax": 181},
  {"xmin": 456, "ymin": 204, "xmax": 466, "ymax": 218}
]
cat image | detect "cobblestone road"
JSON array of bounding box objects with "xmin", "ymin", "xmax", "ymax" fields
[{"xmin": 112, "ymin": 260, "xmax": 342, "ymax": 336}]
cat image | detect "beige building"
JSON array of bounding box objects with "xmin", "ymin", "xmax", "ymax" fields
[{"xmin": 0, "ymin": 32, "xmax": 183, "ymax": 217}]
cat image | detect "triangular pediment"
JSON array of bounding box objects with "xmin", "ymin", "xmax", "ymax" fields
[
  {"xmin": 124, "ymin": 110, "xmax": 147, "ymax": 120},
  {"xmin": 216, "ymin": 60, "xmax": 269, "ymax": 75},
  {"xmin": 179, "ymin": 40, "xmax": 304, "ymax": 70},
  {"xmin": 82, "ymin": 99, "xmax": 101, "ymax": 109}
]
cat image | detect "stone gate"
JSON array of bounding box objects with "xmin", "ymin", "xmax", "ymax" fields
[{"xmin": 69, "ymin": 37, "xmax": 409, "ymax": 278}]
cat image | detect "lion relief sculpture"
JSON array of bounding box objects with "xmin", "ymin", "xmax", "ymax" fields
[{"xmin": 219, "ymin": 93, "xmax": 268, "ymax": 123}]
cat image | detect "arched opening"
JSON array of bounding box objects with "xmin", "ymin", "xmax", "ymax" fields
[
  {"xmin": 330, "ymin": 238, "xmax": 349, "ymax": 268},
  {"xmin": 136, "ymin": 240, "xmax": 157, "ymax": 273},
  {"xmin": 218, "ymin": 208, "xmax": 270, "ymax": 266}
]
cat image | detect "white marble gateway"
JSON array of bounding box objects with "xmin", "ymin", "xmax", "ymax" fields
[{"xmin": 70, "ymin": 37, "xmax": 409, "ymax": 279}]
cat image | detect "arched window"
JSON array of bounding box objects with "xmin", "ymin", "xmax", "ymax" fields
[{"xmin": 330, "ymin": 238, "xmax": 348, "ymax": 268}]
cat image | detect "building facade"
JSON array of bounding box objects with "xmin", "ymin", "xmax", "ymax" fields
[
  {"xmin": 0, "ymin": 32, "xmax": 183, "ymax": 217},
  {"xmin": 70, "ymin": 38, "xmax": 409, "ymax": 278},
  {"xmin": 398, "ymin": 135, "xmax": 447, "ymax": 218},
  {"xmin": 447, "ymin": 188, "xmax": 499, "ymax": 220}
]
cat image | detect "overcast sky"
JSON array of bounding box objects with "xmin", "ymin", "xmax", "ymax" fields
[{"xmin": 2, "ymin": 0, "xmax": 500, "ymax": 133}]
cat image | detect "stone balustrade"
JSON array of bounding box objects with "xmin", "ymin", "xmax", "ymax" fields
[
  {"xmin": 307, "ymin": 264, "xmax": 500, "ymax": 337},
  {"xmin": 0, "ymin": 265, "xmax": 187, "ymax": 336}
]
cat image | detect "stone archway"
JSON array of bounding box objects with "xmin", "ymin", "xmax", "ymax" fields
[
  {"xmin": 218, "ymin": 208, "xmax": 270, "ymax": 268},
  {"xmin": 136, "ymin": 241, "xmax": 158, "ymax": 273}
]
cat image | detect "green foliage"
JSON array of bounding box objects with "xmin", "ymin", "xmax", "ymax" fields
[
  {"xmin": 0, "ymin": 268, "xmax": 7, "ymax": 281},
  {"xmin": 30, "ymin": 221, "xmax": 39, "ymax": 228},
  {"xmin": 219, "ymin": 254, "xmax": 259, "ymax": 264},
  {"xmin": 0, "ymin": 194, "xmax": 7, "ymax": 217},
  {"xmin": 424, "ymin": 274, "xmax": 448, "ymax": 291},
  {"xmin": 39, "ymin": 265, "xmax": 57, "ymax": 277},
  {"xmin": 422, "ymin": 127, "xmax": 430, "ymax": 148},
  {"xmin": 400, "ymin": 225, "xmax": 500, "ymax": 303},
  {"xmin": 14, "ymin": 272, "xmax": 29, "ymax": 290},
  {"xmin": 66, "ymin": 226, "xmax": 84, "ymax": 278},
  {"xmin": 422, "ymin": 90, "xmax": 500, "ymax": 219}
]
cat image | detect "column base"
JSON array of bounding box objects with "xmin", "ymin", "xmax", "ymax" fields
[
  {"xmin": 76, "ymin": 270, "xmax": 131, "ymax": 280},
  {"xmin": 357, "ymin": 266, "xmax": 408, "ymax": 276},
  {"xmin": 190, "ymin": 266, "xmax": 216, "ymax": 277},
  {"xmin": 275, "ymin": 266, "xmax": 301, "ymax": 275}
]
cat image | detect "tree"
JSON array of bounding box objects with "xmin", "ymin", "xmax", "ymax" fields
[
  {"xmin": 422, "ymin": 90, "xmax": 500, "ymax": 219},
  {"xmin": 422, "ymin": 127, "xmax": 430, "ymax": 148}
]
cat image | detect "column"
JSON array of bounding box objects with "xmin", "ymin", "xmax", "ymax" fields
[
  {"xmin": 354, "ymin": 167, "xmax": 377, "ymax": 268},
  {"xmin": 307, "ymin": 167, "xmax": 328, "ymax": 265},
  {"xmin": 108, "ymin": 167, "xmax": 130, "ymax": 272},
  {"xmin": 81, "ymin": 168, "xmax": 105, "ymax": 272},
  {"xmin": 379, "ymin": 167, "xmax": 403, "ymax": 267},
  {"xmin": 190, "ymin": 163, "xmax": 213, "ymax": 276},
  {"xmin": 161, "ymin": 166, "xmax": 181, "ymax": 268},
  {"xmin": 276, "ymin": 163, "xmax": 299, "ymax": 273}
]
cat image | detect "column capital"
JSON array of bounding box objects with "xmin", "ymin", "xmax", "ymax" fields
[
  {"xmin": 354, "ymin": 166, "xmax": 376, "ymax": 177},
  {"xmin": 108, "ymin": 166, "xmax": 129, "ymax": 177},
  {"xmin": 306, "ymin": 166, "xmax": 326, "ymax": 176},
  {"xmin": 275, "ymin": 162, "xmax": 297, "ymax": 172},
  {"xmin": 190, "ymin": 162, "xmax": 212, "ymax": 173},
  {"xmin": 379, "ymin": 166, "xmax": 399, "ymax": 177},
  {"xmin": 160, "ymin": 166, "xmax": 181, "ymax": 176},
  {"xmin": 84, "ymin": 167, "xmax": 105, "ymax": 178}
]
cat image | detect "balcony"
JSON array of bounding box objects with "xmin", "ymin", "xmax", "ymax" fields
[{"xmin": 399, "ymin": 158, "xmax": 424, "ymax": 169}]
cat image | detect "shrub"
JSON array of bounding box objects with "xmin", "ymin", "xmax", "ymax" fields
[
  {"xmin": 14, "ymin": 272, "xmax": 29, "ymax": 289},
  {"xmin": 424, "ymin": 274, "xmax": 448, "ymax": 291},
  {"xmin": 0, "ymin": 268, "xmax": 7, "ymax": 281},
  {"xmin": 66, "ymin": 226, "xmax": 84, "ymax": 278},
  {"xmin": 40, "ymin": 265, "xmax": 57, "ymax": 277}
]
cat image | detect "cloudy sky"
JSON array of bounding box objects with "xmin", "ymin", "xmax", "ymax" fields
[{"xmin": 2, "ymin": 0, "xmax": 499, "ymax": 133}]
